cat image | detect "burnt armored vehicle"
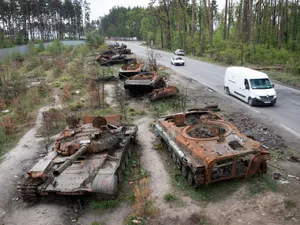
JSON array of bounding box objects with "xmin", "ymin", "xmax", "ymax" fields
[
  {"xmin": 18, "ymin": 115, "xmax": 138, "ymax": 202},
  {"xmin": 153, "ymin": 109, "xmax": 270, "ymax": 187}
]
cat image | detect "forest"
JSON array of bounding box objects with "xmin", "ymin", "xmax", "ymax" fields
[
  {"xmin": 0, "ymin": 0, "xmax": 92, "ymax": 47},
  {"xmin": 100, "ymin": 0, "xmax": 300, "ymax": 74}
]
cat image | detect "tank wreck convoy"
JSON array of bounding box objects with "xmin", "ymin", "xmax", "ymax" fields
[
  {"xmin": 153, "ymin": 109, "xmax": 270, "ymax": 187},
  {"xmin": 18, "ymin": 115, "xmax": 138, "ymax": 202}
]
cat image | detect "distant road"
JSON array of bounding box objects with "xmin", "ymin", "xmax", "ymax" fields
[{"xmin": 125, "ymin": 41, "xmax": 300, "ymax": 140}]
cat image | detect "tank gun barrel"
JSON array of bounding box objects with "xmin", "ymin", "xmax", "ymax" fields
[{"xmin": 53, "ymin": 144, "xmax": 89, "ymax": 177}]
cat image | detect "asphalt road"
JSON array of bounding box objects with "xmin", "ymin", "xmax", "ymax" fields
[{"xmin": 125, "ymin": 41, "xmax": 300, "ymax": 140}]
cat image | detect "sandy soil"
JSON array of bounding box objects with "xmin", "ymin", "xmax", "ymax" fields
[{"xmin": 0, "ymin": 69, "xmax": 300, "ymax": 225}]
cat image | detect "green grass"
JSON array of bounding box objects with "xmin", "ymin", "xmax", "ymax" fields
[
  {"xmin": 247, "ymin": 174, "xmax": 278, "ymax": 195},
  {"xmin": 163, "ymin": 193, "xmax": 178, "ymax": 202},
  {"xmin": 89, "ymin": 199, "xmax": 119, "ymax": 210},
  {"xmin": 91, "ymin": 107, "xmax": 117, "ymax": 116},
  {"xmin": 150, "ymin": 96, "xmax": 184, "ymax": 116},
  {"xmin": 268, "ymin": 71, "xmax": 300, "ymax": 87}
]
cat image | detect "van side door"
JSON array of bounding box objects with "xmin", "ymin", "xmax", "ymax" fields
[{"xmin": 238, "ymin": 78, "xmax": 250, "ymax": 101}]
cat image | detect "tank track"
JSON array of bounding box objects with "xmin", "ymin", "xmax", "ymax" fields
[{"xmin": 17, "ymin": 177, "xmax": 42, "ymax": 202}]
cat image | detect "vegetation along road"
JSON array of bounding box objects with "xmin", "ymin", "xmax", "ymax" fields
[{"xmin": 125, "ymin": 41, "xmax": 300, "ymax": 140}]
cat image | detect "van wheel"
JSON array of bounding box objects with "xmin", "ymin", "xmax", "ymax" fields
[
  {"xmin": 225, "ymin": 87, "xmax": 230, "ymax": 95},
  {"xmin": 248, "ymin": 98, "xmax": 254, "ymax": 106}
]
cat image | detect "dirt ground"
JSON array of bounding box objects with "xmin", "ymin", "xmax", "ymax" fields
[{"xmin": 0, "ymin": 68, "xmax": 300, "ymax": 225}]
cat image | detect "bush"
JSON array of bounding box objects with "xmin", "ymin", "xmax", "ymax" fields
[
  {"xmin": 47, "ymin": 40, "xmax": 65, "ymax": 56},
  {"xmin": 86, "ymin": 30, "xmax": 105, "ymax": 48},
  {"xmin": 11, "ymin": 52, "xmax": 25, "ymax": 62}
]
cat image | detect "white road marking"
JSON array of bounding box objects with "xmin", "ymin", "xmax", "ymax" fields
[{"xmin": 279, "ymin": 124, "xmax": 300, "ymax": 139}]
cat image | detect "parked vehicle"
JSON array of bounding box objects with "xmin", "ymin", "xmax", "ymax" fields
[
  {"xmin": 171, "ymin": 56, "xmax": 185, "ymax": 66},
  {"xmin": 224, "ymin": 67, "xmax": 277, "ymax": 106},
  {"xmin": 174, "ymin": 49, "xmax": 185, "ymax": 56}
]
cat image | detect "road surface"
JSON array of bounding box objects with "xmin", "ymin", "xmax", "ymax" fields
[{"xmin": 125, "ymin": 41, "xmax": 300, "ymax": 140}]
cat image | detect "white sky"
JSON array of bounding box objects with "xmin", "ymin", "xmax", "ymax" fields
[{"xmin": 89, "ymin": 0, "xmax": 227, "ymax": 21}]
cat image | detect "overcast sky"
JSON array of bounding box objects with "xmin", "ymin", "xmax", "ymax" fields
[{"xmin": 89, "ymin": 0, "xmax": 226, "ymax": 21}]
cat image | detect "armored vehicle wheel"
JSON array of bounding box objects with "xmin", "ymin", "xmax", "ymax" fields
[
  {"xmin": 176, "ymin": 158, "xmax": 182, "ymax": 169},
  {"xmin": 168, "ymin": 147, "xmax": 172, "ymax": 156},
  {"xmin": 181, "ymin": 166, "xmax": 188, "ymax": 178},
  {"xmin": 172, "ymin": 152, "xmax": 177, "ymax": 163},
  {"xmin": 125, "ymin": 152, "xmax": 129, "ymax": 166},
  {"xmin": 117, "ymin": 169, "xmax": 123, "ymax": 183},
  {"xmin": 18, "ymin": 177, "xmax": 42, "ymax": 202},
  {"xmin": 121, "ymin": 160, "xmax": 126, "ymax": 170},
  {"xmin": 187, "ymin": 171, "xmax": 195, "ymax": 186}
]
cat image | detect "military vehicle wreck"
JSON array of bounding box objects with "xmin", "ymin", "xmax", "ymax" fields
[
  {"xmin": 119, "ymin": 61, "xmax": 147, "ymax": 79},
  {"xmin": 18, "ymin": 115, "xmax": 138, "ymax": 202},
  {"xmin": 124, "ymin": 71, "xmax": 166, "ymax": 93},
  {"xmin": 124, "ymin": 71, "xmax": 180, "ymax": 100},
  {"xmin": 153, "ymin": 109, "xmax": 270, "ymax": 187}
]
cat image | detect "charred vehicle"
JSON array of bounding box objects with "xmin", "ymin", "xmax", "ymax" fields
[
  {"xmin": 124, "ymin": 71, "xmax": 166, "ymax": 93},
  {"xmin": 96, "ymin": 54, "xmax": 127, "ymax": 66},
  {"xmin": 153, "ymin": 109, "xmax": 270, "ymax": 187},
  {"xmin": 119, "ymin": 62, "xmax": 146, "ymax": 79},
  {"xmin": 18, "ymin": 115, "xmax": 138, "ymax": 202},
  {"xmin": 149, "ymin": 86, "xmax": 179, "ymax": 101}
]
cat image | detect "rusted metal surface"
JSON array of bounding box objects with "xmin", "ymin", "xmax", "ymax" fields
[
  {"xmin": 119, "ymin": 62, "xmax": 146, "ymax": 79},
  {"xmin": 149, "ymin": 86, "xmax": 179, "ymax": 101},
  {"xmin": 153, "ymin": 109, "xmax": 269, "ymax": 187},
  {"xmin": 18, "ymin": 115, "xmax": 138, "ymax": 202},
  {"xmin": 124, "ymin": 71, "xmax": 166, "ymax": 93}
]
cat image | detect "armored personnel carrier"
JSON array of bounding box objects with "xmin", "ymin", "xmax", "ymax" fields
[
  {"xmin": 18, "ymin": 115, "xmax": 138, "ymax": 202},
  {"xmin": 153, "ymin": 109, "xmax": 270, "ymax": 187}
]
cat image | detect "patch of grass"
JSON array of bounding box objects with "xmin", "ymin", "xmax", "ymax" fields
[
  {"xmin": 158, "ymin": 70, "xmax": 170, "ymax": 78},
  {"xmin": 284, "ymin": 199, "xmax": 297, "ymax": 210},
  {"xmin": 51, "ymin": 81, "xmax": 61, "ymax": 87},
  {"xmin": 151, "ymin": 96, "xmax": 184, "ymax": 116},
  {"xmin": 247, "ymin": 174, "xmax": 278, "ymax": 195},
  {"xmin": 268, "ymin": 71, "xmax": 300, "ymax": 87},
  {"xmin": 154, "ymin": 142, "xmax": 163, "ymax": 151},
  {"xmin": 163, "ymin": 193, "xmax": 178, "ymax": 202},
  {"xmin": 91, "ymin": 107, "xmax": 116, "ymax": 116},
  {"xmin": 129, "ymin": 107, "xmax": 135, "ymax": 112},
  {"xmin": 139, "ymin": 168, "xmax": 150, "ymax": 178},
  {"xmin": 148, "ymin": 121, "xmax": 154, "ymax": 131},
  {"xmin": 89, "ymin": 199, "xmax": 119, "ymax": 210},
  {"xmin": 91, "ymin": 222, "xmax": 104, "ymax": 225}
]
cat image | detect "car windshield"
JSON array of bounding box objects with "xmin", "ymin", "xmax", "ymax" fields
[
  {"xmin": 175, "ymin": 57, "xmax": 182, "ymax": 60},
  {"xmin": 249, "ymin": 78, "xmax": 273, "ymax": 89}
]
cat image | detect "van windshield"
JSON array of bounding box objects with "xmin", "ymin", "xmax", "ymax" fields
[{"xmin": 249, "ymin": 78, "xmax": 272, "ymax": 89}]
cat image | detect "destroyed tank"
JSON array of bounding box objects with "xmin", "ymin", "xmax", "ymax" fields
[
  {"xmin": 153, "ymin": 109, "xmax": 270, "ymax": 187},
  {"xmin": 18, "ymin": 115, "xmax": 138, "ymax": 202},
  {"xmin": 124, "ymin": 71, "xmax": 166, "ymax": 94}
]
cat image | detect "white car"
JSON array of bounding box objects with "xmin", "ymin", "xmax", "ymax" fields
[
  {"xmin": 174, "ymin": 49, "xmax": 185, "ymax": 56},
  {"xmin": 171, "ymin": 56, "xmax": 185, "ymax": 66}
]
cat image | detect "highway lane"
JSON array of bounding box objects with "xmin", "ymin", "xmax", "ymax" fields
[{"xmin": 125, "ymin": 41, "xmax": 300, "ymax": 139}]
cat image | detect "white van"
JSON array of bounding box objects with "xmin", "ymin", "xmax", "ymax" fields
[{"xmin": 224, "ymin": 67, "xmax": 277, "ymax": 106}]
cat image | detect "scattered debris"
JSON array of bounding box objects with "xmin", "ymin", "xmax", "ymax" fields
[
  {"xmin": 273, "ymin": 172, "xmax": 281, "ymax": 180},
  {"xmin": 289, "ymin": 156, "xmax": 299, "ymax": 163},
  {"xmin": 1, "ymin": 109, "xmax": 9, "ymax": 113}
]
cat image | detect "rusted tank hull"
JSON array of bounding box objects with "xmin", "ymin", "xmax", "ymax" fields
[
  {"xmin": 119, "ymin": 63, "xmax": 145, "ymax": 79},
  {"xmin": 18, "ymin": 115, "xmax": 138, "ymax": 202},
  {"xmin": 153, "ymin": 110, "xmax": 269, "ymax": 187},
  {"xmin": 124, "ymin": 71, "xmax": 166, "ymax": 94},
  {"xmin": 149, "ymin": 86, "xmax": 179, "ymax": 101}
]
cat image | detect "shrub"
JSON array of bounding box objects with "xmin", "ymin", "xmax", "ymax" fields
[
  {"xmin": 86, "ymin": 30, "xmax": 105, "ymax": 48},
  {"xmin": 11, "ymin": 52, "xmax": 25, "ymax": 62}
]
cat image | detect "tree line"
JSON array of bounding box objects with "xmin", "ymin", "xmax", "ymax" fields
[
  {"xmin": 0, "ymin": 0, "xmax": 91, "ymax": 48},
  {"xmin": 99, "ymin": 0, "xmax": 300, "ymax": 72}
]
